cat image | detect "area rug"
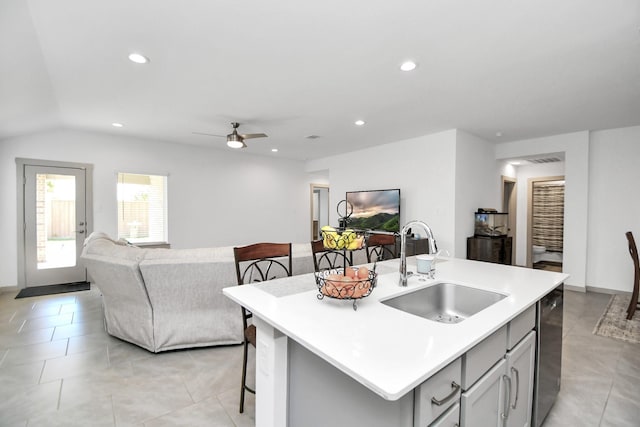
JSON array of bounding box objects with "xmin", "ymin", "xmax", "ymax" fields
[
  {"xmin": 593, "ymin": 294, "xmax": 640, "ymax": 344},
  {"xmin": 15, "ymin": 281, "xmax": 90, "ymax": 299}
]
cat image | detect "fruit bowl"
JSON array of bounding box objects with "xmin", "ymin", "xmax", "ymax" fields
[
  {"xmin": 315, "ymin": 267, "xmax": 377, "ymax": 310},
  {"xmin": 320, "ymin": 227, "xmax": 365, "ymax": 250}
]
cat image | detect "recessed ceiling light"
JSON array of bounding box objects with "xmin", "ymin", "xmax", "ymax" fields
[
  {"xmin": 354, "ymin": 120, "xmax": 365, "ymax": 126},
  {"xmin": 400, "ymin": 61, "xmax": 417, "ymax": 71},
  {"xmin": 510, "ymin": 161, "xmax": 521, "ymax": 166},
  {"xmin": 112, "ymin": 122, "xmax": 123, "ymax": 128},
  {"xmin": 128, "ymin": 53, "xmax": 149, "ymax": 64},
  {"xmin": 271, "ymin": 148, "xmax": 278, "ymax": 153}
]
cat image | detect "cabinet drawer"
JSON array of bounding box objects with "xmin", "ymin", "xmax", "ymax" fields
[
  {"xmin": 414, "ymin": 357, "xmax": 462, "ymax": 427},
  {"xmin": 429, "ymin": 402, "xmax": 460, "ymax": 427},
  {"xmin": 461, "ymin": 325, "xmax": 507, "ymax": 390},
  {"xmin": 507, "ymin": 305, "xmax": 535, "ymax": 350}
]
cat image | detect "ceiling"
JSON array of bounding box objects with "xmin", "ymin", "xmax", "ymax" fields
[{"xmin": 1, "ymin": 1, "xmax": 639, "ymax": 160}]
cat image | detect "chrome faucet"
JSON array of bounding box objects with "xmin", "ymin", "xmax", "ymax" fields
[{"xmin": 399, "ymin": 220, "xmax": 438, "ymax": 287}]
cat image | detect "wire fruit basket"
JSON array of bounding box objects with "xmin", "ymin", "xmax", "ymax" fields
[{"xmin": 315, "ymin": 267, "xmax": 377, "ymax": 311}]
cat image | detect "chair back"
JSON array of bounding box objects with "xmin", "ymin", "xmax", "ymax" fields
[
  {"xmin": 234, "ymin": 242, "xmax": 292, "ymax": 330},
  {"xmin": 366, "ymin": 233, "xmax": 397, "ymax": 263},
  {"xmin": 311, "ymin": 239, "xmax": 352, "ymax": 272},
  {"xmin": 234, "ymin": 242, "xmax": 292, "ymax": 286}
]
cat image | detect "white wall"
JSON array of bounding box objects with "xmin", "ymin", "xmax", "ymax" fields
[
  {"xmin": 587, "ymin": 126, "xmax": 640, "ymax": 292},
  {"xmin": 454, "ymin": 130, "xmax": 501, "ymax": 258},
  {"xmin": 307, "ymin": 129, "xmax": 498, "ymax": 257},
  {"xmin": 495, "ymin": 131, "xmax": 589, "ymax": 288},
  {"xmin": 0, "ymin": 128, "xmax": 310, "ymax": 288}
]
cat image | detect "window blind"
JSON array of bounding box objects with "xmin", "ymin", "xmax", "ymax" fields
[
  {"xmin": 117, "ymin": 173, "xmax": 167, "ymax": 243},
  {"xmin": 532, "ymin": 181, "xmax": 564, "ymax": 252}
]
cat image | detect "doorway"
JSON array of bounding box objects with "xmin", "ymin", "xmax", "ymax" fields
[
  {"xmin": 17, "ymin": 159, "xmax": 93, "ymax": 288},
  {"xmin": 502, "ymin": 176, "xmax": 517, "ymax": 263},
  {"xmin": 310, "ymin": 184, "xmax": 329, "ymax": 240},
  {"xmin": 527, "ymin": 176, "xmax": 565, "ymax": 271}
]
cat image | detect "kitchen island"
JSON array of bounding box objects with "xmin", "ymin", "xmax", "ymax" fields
[{"xmin": 223, "ymin": 256, "xmax": 568, "ymax": 427}]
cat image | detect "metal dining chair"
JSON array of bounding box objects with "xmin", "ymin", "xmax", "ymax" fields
[
  {"xmin": 310, "ymin": 239, "xmax": 352, "ymax": 272},
  {"xmin": 365, "ymin": 233, "xmax": 398, "ymax": 263},
  {"xmin": 233, "ymin": 242, "xmax": 292, "ymax": 413}
]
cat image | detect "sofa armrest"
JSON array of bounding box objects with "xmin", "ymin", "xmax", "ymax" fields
[{"xmin": 139, "ymin": 258, "xmax": 244, "ymax": 351}]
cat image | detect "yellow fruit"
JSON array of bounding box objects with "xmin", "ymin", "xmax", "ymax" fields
[
  {"xmin": 346, "ymin": 236, "xmax": 364, "ymax": 250},
  {"xmin": 321, "ymin": 226, "xmax": 338, "ymax": 249},
  {"xmin": 343, "ymin": 229, "xmax": 356, "ymax": 243},
  {"xmin": 346, "ymin": 239, "xmax": 358, "ymax": 250},
  {"xmin": 325, "ymin": 235, "xmax": 337, "ymax": 249}
]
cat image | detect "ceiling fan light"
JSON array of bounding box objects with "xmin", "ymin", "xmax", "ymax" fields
[{"xmin": 227, "ymin": 134, "xmax": 246, "ymax": 148}]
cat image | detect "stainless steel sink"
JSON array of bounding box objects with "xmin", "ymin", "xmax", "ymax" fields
[{"xmin": 381, "ymin": 282, "xmax": 507, "ymax": 323}]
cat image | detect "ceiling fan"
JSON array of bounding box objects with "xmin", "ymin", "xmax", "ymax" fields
[{"xmin": 193, "ymin": 122, "xmax": 268, "ymax": 149}]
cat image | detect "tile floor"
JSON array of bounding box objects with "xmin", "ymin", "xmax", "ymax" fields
[
  {"xmin": 0, "ymin": 287, "xmax": 255, "ymax": 427},
  {"xmin": 0, "ymin": 287, "xmax": 638, "ymax": 426}
]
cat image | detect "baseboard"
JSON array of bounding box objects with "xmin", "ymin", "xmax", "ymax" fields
[
  {"xmin": 586, "ymin": 285, "xmax": 631, "ymax": 296},
  {"xmin": 0, "ymin": 285, "xmax": 18, "ymax": 295},
  {"xmin": 563, "ymin": 284, "xmax": 632, "ymax": 295}
]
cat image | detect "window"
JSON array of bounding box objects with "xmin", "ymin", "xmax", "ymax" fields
[{"xmin": 117, "ymin": 173, "xmax": 168, "ymax": 243}]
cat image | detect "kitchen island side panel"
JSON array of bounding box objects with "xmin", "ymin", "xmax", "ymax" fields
[{"xmin": 288, "ymin": 339, "xmax": 414, "ymax": 427}]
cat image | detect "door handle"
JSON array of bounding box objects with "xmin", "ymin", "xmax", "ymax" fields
[
  {"xmin": 511, "ymin": 367, "xmax": 519, "ymax": 409},
  {"xmin": 501, "ymin": 374, "xmax": 511, "ymax": 424},
  {"xmin": 75, "ymin": 230, "xmax": 85, "ymax": 234}
]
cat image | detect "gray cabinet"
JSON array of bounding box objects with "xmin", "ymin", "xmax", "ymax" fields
[
  {"xmin": 288, "ymin": 305, "xmax": 538, "ymax": 427},
  {"xmin": 431, "ymin": 402, "xmax": 460, "ymax": 427},
  {"xmin": 414, "ymin": 358, "xmax": 462, "ymax": 426},
  {"xmin": 460, "ymin": 358, "xmax": 507, "ymax": 427},
  {"xmin": 460, "ymin": 325, "xmax": 536, "ymax": 427},
  {"xmin": 505, "ymin": 331, "xmax": 536, "ymax": 427}
]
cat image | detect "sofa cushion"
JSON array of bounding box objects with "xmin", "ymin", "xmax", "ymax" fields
[
  {"xmin": 142, "ymin": 246, "xmax": 235, "ymax": 262},
  {"xmin": 82, "ymin": 233, "xmax": 147, "ymax": 262}
]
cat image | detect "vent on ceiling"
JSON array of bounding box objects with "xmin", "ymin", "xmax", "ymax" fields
[{"xmin": 526, "ymin": 157, "xmax": 562, "ymax": 164}]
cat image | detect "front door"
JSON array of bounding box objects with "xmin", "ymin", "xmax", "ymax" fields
[{"xmin": 23, "ymin": 164, "xmax": 88, "ymax": 287}]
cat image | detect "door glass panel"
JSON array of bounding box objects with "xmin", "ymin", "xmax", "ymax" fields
[{"xmin": 36, "ymin": 173, "xmax": 77, "ymax": 269}]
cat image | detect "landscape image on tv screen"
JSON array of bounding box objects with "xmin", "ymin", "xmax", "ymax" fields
[{"xmin": 345, "ymin": 189, "xmax": 400, "ymax": 232}]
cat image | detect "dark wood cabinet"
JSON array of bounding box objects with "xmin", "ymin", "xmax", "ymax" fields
[
  {"xmin": 467, "ymin": 236, "xmax": 512, "ymax": 265},
  {"xmin": 403, "ymin": 237, "xmax": 430, "ymax": 256}
]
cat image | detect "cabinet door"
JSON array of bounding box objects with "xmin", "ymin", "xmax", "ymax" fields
[
  {"xmin": 460, "ymin": 359, "xmax": 506, "ymax": 427},
  {"xmin": 505, "ymin": 331, "xmax": 536, "ymax": 427}
]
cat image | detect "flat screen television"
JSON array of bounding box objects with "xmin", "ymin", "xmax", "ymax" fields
[{"xmin": 345, "ymin": 189, "xmax": 401, "ymax": 232}]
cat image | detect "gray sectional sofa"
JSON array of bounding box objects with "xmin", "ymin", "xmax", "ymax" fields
[{"xmin": 80, "ymin": 232, "xmax": 338, "ymax": 353}]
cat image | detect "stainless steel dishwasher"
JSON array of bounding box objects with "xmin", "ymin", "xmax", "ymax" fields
[{"xmin": 533, "ymin": 284, "xmax": 564, "ymax": 427}]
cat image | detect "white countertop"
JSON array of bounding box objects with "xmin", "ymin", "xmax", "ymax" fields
[{"xmin": 223, "ymin": 257, "xmax": 568, "ymax": 401}]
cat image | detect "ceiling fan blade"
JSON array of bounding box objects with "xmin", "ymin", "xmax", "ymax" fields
[
  {"xmin": 240, "ymin": 133, "xmax": 268, "ymax": 139},
  {"xmin": 192, "ymin": 132, "xmax": 225, "ymax": 138}
]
